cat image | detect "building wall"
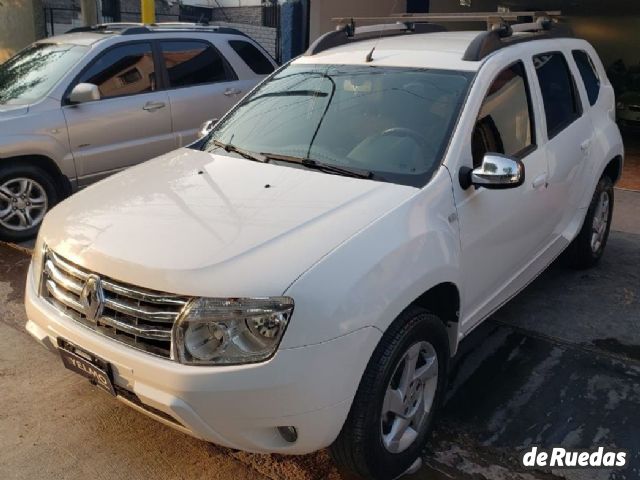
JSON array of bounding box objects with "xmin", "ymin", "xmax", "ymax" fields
[
  {"xmin": 210, "ymin": 6, "xmax": 263, "ymax": 26},
  {"xmin": 0, "ymin": 0, "xmax": 44, "ymax": 62},
  {"xmin": 309, "ymin": 0, "xmax": 407, "ymax": 42}
]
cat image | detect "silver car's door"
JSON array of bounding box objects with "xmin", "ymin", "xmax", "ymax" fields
[
  {"xmin": 62, "ymin": 41, "xmax": 174, "ymax": 186},
  {"xmin": 158, "ymin": 39, "xmax": 254, "ymax": 147}
]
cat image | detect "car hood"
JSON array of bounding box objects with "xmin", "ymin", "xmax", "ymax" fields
[
  {"xmin": 0, "ymin": 104, "xmax": 29, "ymax": 117},
  {"xmin": 42, "ymin": 148, "xmax": 417, "ymax": 297}
]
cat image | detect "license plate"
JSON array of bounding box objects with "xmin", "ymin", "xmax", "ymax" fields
[{"xmin": 58, "ymin": 339, "xmax": 115, "ymax": 396}]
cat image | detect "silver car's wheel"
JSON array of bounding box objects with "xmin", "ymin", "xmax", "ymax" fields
[
  {"xmin": 0, "ymin": 177, "xmax": 49, "ymax": 231},
  {"xmin": 590, "ymin": 190, "xmax": 610, "ymax": 253},
  {"xmin": 381, "ymin": 341, "xmax": 438, "ymax": 454}
]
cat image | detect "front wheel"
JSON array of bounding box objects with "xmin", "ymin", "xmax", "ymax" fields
[
  {"xmin": 562, "ymin": 175, "xmax": 614, "ymax": 269},
  {"xmin": 330, "ymin": 307, "xmax": 449, "ymax": 480},
  {"xmin": 0, "ymin": 164, "xmax": 59, "ymax": 242}
]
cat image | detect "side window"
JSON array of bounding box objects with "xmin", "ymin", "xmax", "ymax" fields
[
  {"xmin": 472, "ymin": 61, "xmax": 535, "ymax": 168},
  {"xmin": 77, "ymin": 43, "xmax": 157, "ymax": 99},
  {"xmin": 533, "ymin": 52, "xmax": 582, "ymax": 138},
  {"xmin": 160, "ymin": 41, "xmax": 235, "ymax": 88},
  {"xmin": 572, "ymin": 50, "xmax": 600, "ymax": 106},
  {"xmin": 229, "ymin": 40, "xmax": 275, "ymax": 75}
]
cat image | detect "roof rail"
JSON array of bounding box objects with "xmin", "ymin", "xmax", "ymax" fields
[
  {"xmin": 306, "ymin": 11, "xmax": 567, "ymax": 61},
  {"xmin": 67, "ymin": 22, "xmax": 248, "ymax": 38},
  {"xmin": 462, "ymin": 14, "xmax": 572, "ymax": 61},
  {"xmin": 305, "ymin": 22, "xmax": 447, "ymax": 56}
]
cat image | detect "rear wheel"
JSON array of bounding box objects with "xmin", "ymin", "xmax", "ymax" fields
[
  {"xmin": 330, "ymin": 307, "xmax": 449, "ymax": 480},
  {"xmin": 562, "ymin": 175, "xmax": 614, "ymax": 269},
  {"xmin": 0, "ymin": 164, "xmax": 59, "ymax": 242}
]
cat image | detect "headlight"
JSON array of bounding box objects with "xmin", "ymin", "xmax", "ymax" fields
[{"xmin": 172, "ymin": 297, "xmax": 294, "ymax": 365}]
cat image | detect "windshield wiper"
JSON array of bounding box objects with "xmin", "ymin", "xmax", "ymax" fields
[
  {"xmin": 261, "ymin": 152, "xmax": 373, "ymax": 179},
  {"xmin": 212, "ymin": 140, "xmax": 266, "ymax": 163}
]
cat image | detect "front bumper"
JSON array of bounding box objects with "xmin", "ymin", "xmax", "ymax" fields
[{"xmin": 25, "ymin": 264, "xmax": 381, "ymax": 454}]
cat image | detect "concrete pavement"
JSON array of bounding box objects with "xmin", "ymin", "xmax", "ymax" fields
[{"xmin": 1, "ymin": 190, "xmax": 639, "ymax": 480}]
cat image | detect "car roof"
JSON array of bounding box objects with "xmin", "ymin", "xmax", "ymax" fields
[
  {"xmin": 295, "ymin": 31, "xmax": 485, "ymax": 72},
  {"xmin": 37, "ymin": 32, "xmax": 108, "ymax": 46}
]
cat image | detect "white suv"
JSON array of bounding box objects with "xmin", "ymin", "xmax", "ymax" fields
[{"xmin": 25, "ymin": 14, "xmax": 623, "ymax": 480}]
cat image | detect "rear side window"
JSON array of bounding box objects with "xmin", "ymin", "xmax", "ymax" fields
[
  {"xmin": 229, "ymin": 40, "xmax": 275, "ymax": 75},
  {"xmin": 572, "ymin": 50, "xmax": 600, "ymax": 106},
  {"xmin": 533, "ymin": 52, "xmax": 582, "ymax": 138},
  {"xmin": 77, "ymin": 42, "xmax": 156, "ymax": 99},
  {"xmin": 472, "ymin": 61, "xmax": 535, "ymax": 168},
  {"xmin": 160, "ymin": 41, "xmax": 235, "ymax": 88}
]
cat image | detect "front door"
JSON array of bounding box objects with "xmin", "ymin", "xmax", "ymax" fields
[
  {"xmin": 455, "ymin": 60, "xmax": 555, "ymax": 330},
  {"xmin": 63, "ymin": 41, "xmax": 174, "ymax": 186}
]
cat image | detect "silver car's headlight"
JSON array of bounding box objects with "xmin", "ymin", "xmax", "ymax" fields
[{"xmin": 172, "ymin": 297, "xmax": 294, "ymax": 365}]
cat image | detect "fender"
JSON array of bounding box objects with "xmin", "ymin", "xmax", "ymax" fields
[{"xmin": 0, "ymin": 134, "xmax": 76, "ymax": 183}]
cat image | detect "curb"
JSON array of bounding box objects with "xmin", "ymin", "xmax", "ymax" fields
[{"xmin": 0, "ymin": 241, "xmax": 33, "ymax": 256}]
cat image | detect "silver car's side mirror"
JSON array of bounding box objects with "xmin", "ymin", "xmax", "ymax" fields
[
  {"xmin": 199, "ymin": 118, "xmax": 219, "ymax": 138},
  {"xmin": 68, "ymin": 83, "xmax": 101, "ymax": 104},
  {"xmin": 460, "ymin": 153, "xmax": 525, "ymax": 190}
]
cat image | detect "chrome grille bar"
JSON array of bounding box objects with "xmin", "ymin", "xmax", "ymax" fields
[{"xmin": 41, "ymin": 249, "xmax": 189, "ymax": 358}]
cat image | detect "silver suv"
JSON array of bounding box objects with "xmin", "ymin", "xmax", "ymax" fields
[{"xmin": 0, "ymin": 23, "xmax": 276, "ymax": 241}]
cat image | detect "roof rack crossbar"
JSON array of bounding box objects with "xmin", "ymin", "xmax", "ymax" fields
[
  {"xmin": 333, "ymin": 11, "xmax": 561, "ymax": 29},
  {"xmin": 305, "ymin": 11, "xmax": 569, "ymax": 61},
  {"xmin": 305, "ymin": 22, "xmax": 447, "ymax": 56}
]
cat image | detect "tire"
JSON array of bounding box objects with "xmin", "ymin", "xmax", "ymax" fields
[
  {"xmin": 562, "ymin": 175, "xmax": 614, "ymax": 270},
  {"xmin": 330, "ymin": 307, "xmax": 450, "ymax": 480},
  {"xmin": 0, "ymin": 164, "xmax": 59, "ymax": 242}
]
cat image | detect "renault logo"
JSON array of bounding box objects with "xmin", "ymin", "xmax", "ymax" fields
[{"xmin": 79, "ymin": 274, "xmax": 105, "ymax": 322}]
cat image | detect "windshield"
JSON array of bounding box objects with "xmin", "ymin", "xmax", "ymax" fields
[
  {"xmin": 203, "ymin": 63, "xmax": 473, "ymax": 187},
  {"xmin": 0, "ymin": 43, "xmax": 88, "ymax": 105}
]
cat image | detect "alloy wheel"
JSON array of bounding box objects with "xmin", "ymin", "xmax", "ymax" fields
[
  {"xmin": 380, "ymin": 340, "xmax": 439, "ymax": 454},
  {"xmin": 0, "ymin": 177, "xmax": 48, "ymax": 231},
  {"xmin": 590, "ymin": 190, "xmax": 610, "ymax": 253}
]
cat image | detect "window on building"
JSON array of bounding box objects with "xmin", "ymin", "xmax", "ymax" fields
[
  {"xmin": 534, "ymin": 52, "xmax": 582, "ymax": 138},
  {"xmin": 472, "ymin": 61, "xmax": 535, "ymax": 168},
  {"xmin": 160, "ymin": 41, "xmax": 234, "ymax": 88},
  {"xmin": 573, "ymin": 50, "xmax": 600, "ymax": 106},
  {"xmin": 77, "ymin": 43, "xmax": 156, "ymax": 99},
  {"xmin": 229, "ymin": 40, "xmax": 275, "ymax": 75}
]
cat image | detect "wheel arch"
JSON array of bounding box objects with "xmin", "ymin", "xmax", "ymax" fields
[
  {"xmin": 602, "ymin": 155, "xmax": 623, "ymax": 185},
  {"xmin": 411, "ymin": 281, "xmax": 461, "ymax": 356},
  {"xmin": 0, "ymin": 155, "xmax": 72, "ymax": 197}
]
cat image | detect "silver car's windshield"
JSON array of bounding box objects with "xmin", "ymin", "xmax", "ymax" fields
[
  {"xmin": 203, "ymin": 63, "xmax": 473, "ymax": 187},
  {"xmin": 0, "ymin": 43, "xmax": 88, "ymax": 105}
]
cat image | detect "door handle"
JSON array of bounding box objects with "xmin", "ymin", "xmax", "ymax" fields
[
  {"xmin": 532, "ymin": 173, "xmax": 548, "ymax": 190},
  {"xmin": 143, "ymin": 101, "xmax": 166, "ymax": 112},
  {"xmin": 224, "ymin": 88, "xmax": 242, "ymax": 96}
]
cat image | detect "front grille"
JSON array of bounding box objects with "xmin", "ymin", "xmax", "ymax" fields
[{"xmin": 41, "ymin": 249, "xmax": 189, "ymax": 358}]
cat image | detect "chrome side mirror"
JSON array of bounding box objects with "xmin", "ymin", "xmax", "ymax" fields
[
  {"xmin": 199, "ymin": 118, "xmax": 219, "ymax": 138},
  {"xmin": 68, "ymin": 83, "xmax": 100, "ymax": 104},
  {"xmin": 459, "ymin": 153, "xmax": 525, "ymax": 190}
]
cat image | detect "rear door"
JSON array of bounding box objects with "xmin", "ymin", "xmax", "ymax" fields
[
  {"xmin": 531, "ymin": 51, "xmax": 595, "ymax": 237},
  {"xmin": 63, "ymin": 41, "xmax": 174, "ymax": 185},
  {"xmin": 158, "ymin": 39, "xmax": 246, "ymax": 147}
]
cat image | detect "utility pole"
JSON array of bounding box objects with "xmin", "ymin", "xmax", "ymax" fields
[{"xmin": 141, "ymin": 0, "xmax": 155, "ymax": 24}]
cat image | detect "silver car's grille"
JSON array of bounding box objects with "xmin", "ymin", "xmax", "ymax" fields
[{"xmin": 41, "ymin": 250, "xmax": 189, "ymax": 358}]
